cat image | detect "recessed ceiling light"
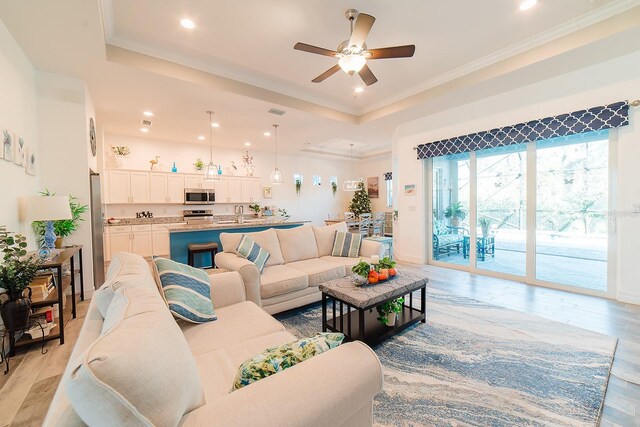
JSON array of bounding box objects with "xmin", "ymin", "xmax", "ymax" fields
[
  {"xmin": 519, "ymin": 0, "xmax": 537, "ymax": 11},
  {"xmin": 197, "ymin": 135, "xmax": 205, "ymax": 140},
  {"xmin": 263, "ymin": 131, "xmax": 271, "ymax": 136},
  {"xmin": 140, "ymin": 128, "xmax": 149, "ymax": 133},
  {"xmin": 244, "ymin": 142, "xmax": 251, "ymax": 147},
  {"xmin": 354, "ymin": 87, "xmax": 364, "ymax": 93},
  {"xmin": 143, "ymin": 111, "xmax": 154, "ymax": 117},
  {"xmin": 211, "ymin": 122, "xmax": 220, "ymax": 128},
  {"xmin": 180, "ymin": 18, "xmax": 195, "ymax": 29}
]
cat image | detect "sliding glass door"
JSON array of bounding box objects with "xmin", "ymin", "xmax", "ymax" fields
[
  {"xmin": 535, "ymin": 133, "xmax": 609, "ymax": 291},
  {"xmin": 429, "ymin": 130, "xmax": 611, "ymax": 294},
  {"xmin": 476, "ymin": 146, "xmax": 527, "ymax": 276}
]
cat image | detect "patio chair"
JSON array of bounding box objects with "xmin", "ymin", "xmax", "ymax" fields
[{"xmin": 433, "ymin": 225, "xmax": 468, "ymax": 260}]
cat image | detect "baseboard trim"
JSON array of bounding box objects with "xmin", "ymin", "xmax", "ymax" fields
[{"xmin": 617, "ymin": 291, "xmax": 640, "ymax": 305}]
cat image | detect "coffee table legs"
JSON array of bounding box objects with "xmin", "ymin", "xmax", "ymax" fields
[{"xmin": 322, "ymin": 294, "xmax": 327, "ymax": 332}]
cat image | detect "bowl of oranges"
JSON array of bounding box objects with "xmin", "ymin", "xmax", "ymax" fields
[{"xmin": 352, "ymin": 257, "xmax": 398, "ymax": 285}]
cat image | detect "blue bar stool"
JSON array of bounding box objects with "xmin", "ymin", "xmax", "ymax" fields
[{"xmin": 187, "ymin": 242, "xmax": 218, "ymax": 268}]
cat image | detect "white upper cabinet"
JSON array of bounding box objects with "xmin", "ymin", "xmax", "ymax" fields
[
  {"xmin": 241, "ymin": 178, "xmax": 261, "ymax": 203},
  {"xmin": 184, "ymin": 174, "xmax": 204, "ymax": 190},
  {"xmin": 149, "ymin": 173, "xmax": 168, "ymax": 203},
  {"xmin": 129, "ymin": 172, "xmax": 150, "ymax": 203},
  {"xmin": 167, "ymin": 175, "xmax": 185, "ymax": 203},
  {"xmin": 107, "ymin": 170, "xmax": 130, "ymax": 204},
  {"xmin": 227, "ymin": 177, "xmax": 243, "ymax": 204}
]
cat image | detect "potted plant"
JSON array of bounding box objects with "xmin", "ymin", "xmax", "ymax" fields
[
  {"xmin": 479, "ymin": 217, "xmax": 492, "ymax": 237},
  {"xmin": 193, "ymin": 158, "xmax": 205, "ymax": 171},
  {"xmin": 111, "ymin": 146, "xmax": 130, "ymax": 168},
  {"xmin": 0, "ymin": 226, "xmax": 41, "ymax": 331},
  {"xmin": 376, "ymin": 297, "xmax": 404, "ymax": 326},
  {"xmin": 331, "ymin": 181, "xmax": 337, "ymax": 196},
  {"xmin": 295, "ymin": 179, "xmax": 301, "ymax": 195},
  {"xmin": 249, "ymin": 204, "xmax": 261, "ymax": 217},
  {"xmin": 277, "ymin": 208, "xmax": 290, "ymax": 223},
  {"xmin": 444, "ymin": 202, "xmax": 467, "ymax": 227},
  {"xmin": 33, "ymin": 190, "xmax": 88, "ymax": 248}
]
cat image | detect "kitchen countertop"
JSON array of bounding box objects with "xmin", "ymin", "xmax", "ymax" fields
[{"xmin": 167, "ymin": 220, "xmax": 310, "ymax": 232}]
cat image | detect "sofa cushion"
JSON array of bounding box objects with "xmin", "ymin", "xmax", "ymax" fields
[
  {"xmin": 154, "ymin": 258, "xmax": 217, "ymax": 324},
  {"xmin": 231, "ymin": 333, "xmax": 345, "ymax": 391},
  {"xmin": 236, "ymin": 235, "xmax": 270, "ymax": 272},
  {"xmin": 66, "ymin": 286, "xmax": 205, "ymax": 427},
  {"xmin": 275, "ymin": 225, "xmax": 319, "ymax": 263},
  {"xmin": 320, "ymin": 255, "xmax": 373, "ymax": 273},
  {"xmin": 181, "ymin": 301, "xmax": 286, "ymax": 357},
  {"xmin": 287, "ymin": 258, "xmax": 346, "ymax": 286},
  {"xmin": 194, "ymin": 330, "xmax": 296, "ymax": 399},
  {"xmin": 331, "ymin": 231, "xmax": 362, "ymax": 258},
  {"xmin": 260, "ymin": 265, "xmax": 309, "ymax": 299},
  {"xmin": 312, "ymin": 222, "xmax": 348, "ymax": 257},
  {"xmin": 221, "ymin": 228, "xmax": 284, "ymax": 267}
]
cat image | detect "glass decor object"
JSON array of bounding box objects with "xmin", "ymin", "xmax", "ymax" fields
[
  {"xmin": 204, "ymin": 111, "xmax": 220, "ymax": 181},
  {"xmin": 270, "ymin": 124, "xmax": 284, "ymax": 185}
]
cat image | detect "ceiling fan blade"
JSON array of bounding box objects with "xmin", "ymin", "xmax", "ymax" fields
[
  {"xmin": 312, "ymin": 64, "xmax": 341, "ymax": 83},
  {"xmin": 294, "ymin": 42, "xmax": 338, "ymax": 57},
  {"xmin": 348, "ymin": 13, "xmax": 375, "ymax": 49},
  {"xmin": 358, "ymin": 64, "xmax": 378, "ymax": 86},
  {"xmin": 367, "ymin": 45, "xmax": 416, "ymax": 59}
]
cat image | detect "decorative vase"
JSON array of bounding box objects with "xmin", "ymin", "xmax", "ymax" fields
[
  {"xmin": 481, "ymin": 226, "xmax": 489, "ymax": 238},
  {"xmin": 386, "ymin": 312, "xmax": 397, "ymax": 327},
  {"xmin": 0, "ymin": 289, "xmax": 32, "ymax": 331},
  {"xmin": 55, "ymin": 237, "xmax": 63, "ymax": 249},
  {"xmin": 451, "ymin": 218, "xmax": 460, "ymax": 227}
]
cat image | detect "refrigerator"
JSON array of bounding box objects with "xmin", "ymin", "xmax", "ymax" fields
[{"xmin": 90, "ymin": 171, "xmax": 105, "ymax": 289}]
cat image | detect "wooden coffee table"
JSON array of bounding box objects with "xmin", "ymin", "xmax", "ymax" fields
[{"xmin": 319, "ymin": 272, "xmax": 428, "ymax": 346}]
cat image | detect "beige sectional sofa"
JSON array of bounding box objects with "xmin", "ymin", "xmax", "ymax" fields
[
  {"xmin": 215, "ymin": 222, "xmax": 386, "ymax": 314},
  {"xmin": 44, "ymin": 252, "xmax": 383, "ymax": 427}
]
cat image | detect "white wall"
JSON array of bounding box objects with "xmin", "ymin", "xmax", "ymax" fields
[
  {"xmin": 393, "ymin": 50, "xmax": 640, "ymax": 303},
  {"xmin": 356, "ymin": 155, "xmax": 393, "ymax": 213},
  {"xmin": 102, "ymin": 134, "xmax": 354, "ymax": 226},
  {"xmin": 0, "ymin": 19, "xmax": 39, "ymax": 242},
  {"xmin": 37, "ymin": 72, "xmax": 95, "ymax": 293}
]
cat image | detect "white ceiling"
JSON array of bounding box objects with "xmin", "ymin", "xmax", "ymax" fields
[{"xmin": 0, "ymin": 0, "xmax": 639, "ymax": 158}]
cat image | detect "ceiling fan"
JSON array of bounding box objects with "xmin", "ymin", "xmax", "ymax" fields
[{"xmin": 294, "ymin": 9, "xmax": 415, "ymax": 86}]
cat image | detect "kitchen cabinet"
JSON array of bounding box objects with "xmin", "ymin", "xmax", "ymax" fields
[
  {"xmin": 184, "ymin": 174, "xmax": 203, "ymax": 190},
  {"xmin": 131, "ymin": 227, "xmax": 153, "ymax": 258},
  {"xmin": 151, "ymin": 223, "xmax": 185, "ymax": 256},
  {"xmin": 150, "ymin": 173, "xmax": 184, "ymax": 203},
  {"xmin": 105, "ymin": 223, "xmax": 186, "ymax": 260},
  {"xmin": 241, "ymin": 178, "xmax": 261, "ymax": 203},
  {"xmin": 107, "ymin": 171, "xmax": 130, "ymax": 204},
  {"xmin": 228, "ymin": 177, "xmax": 243, "ymax": 203},
  {"xmin": 107, "ymin": 170, "xmax": 150, "ymax": 203},
  {"xmin": 129, "ymin": 172, "xmax": 150, "ymax": 203}
]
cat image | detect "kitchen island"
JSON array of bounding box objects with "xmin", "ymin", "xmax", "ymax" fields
[{"xmin": 168, "ymin": 220, "xmax": 309, "ymax": 267}]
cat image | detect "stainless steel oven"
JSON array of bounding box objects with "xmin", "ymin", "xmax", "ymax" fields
[{"xmin": 184, "ymin": 188, "xmax": 215, "ymax": 205}]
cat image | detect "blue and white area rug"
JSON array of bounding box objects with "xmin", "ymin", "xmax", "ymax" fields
[{"xmin": 275, "ymin": 289, "xmax": 617, "ymax": 426}]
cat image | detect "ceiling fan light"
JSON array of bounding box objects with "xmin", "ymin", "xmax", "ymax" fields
[
  {"xmin": 204, "ymin": 162, "xmax": 219, "ymax": 181},
  {"xmin": 270, "ymin": 168, "xmax": 284, "ymax": 185},
  {"xmin": 338, "ymin": 54, "xmax": 366, "ymax": 73}
]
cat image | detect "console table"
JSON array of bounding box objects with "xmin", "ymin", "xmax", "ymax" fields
[{"xmin": 7, "ymin": 246, "xmax": 84, "ymax": 356}]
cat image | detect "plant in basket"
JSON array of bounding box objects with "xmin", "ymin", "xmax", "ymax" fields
[{"xmin": 0, "ymin": 226, "xmax": 42, "ymax": 331}]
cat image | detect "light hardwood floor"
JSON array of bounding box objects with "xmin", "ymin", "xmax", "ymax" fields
[{"xmin": 1, "ymin": 264, "xmax": 638, "ymax": 426}]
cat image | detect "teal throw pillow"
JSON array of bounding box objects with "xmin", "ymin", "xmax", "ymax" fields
[
  {"xmin": 235, "ymin": 235, "xmax": 270, "ymax": 272},
  {"xmin": 232, "ymin": 332, "xmax": 344, "ymax": 391},
  {"xmin": 331, "ymin": 231, "xmax": 362, "ymax": 258},
  {"xmin": 153, "ymin": 258, "xmax": 216, "ymax": 323}
]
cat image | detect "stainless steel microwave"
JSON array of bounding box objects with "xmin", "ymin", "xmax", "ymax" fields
[{"xmin": 184, "ymin": 188, "xmax": 215, "ymax": 205}]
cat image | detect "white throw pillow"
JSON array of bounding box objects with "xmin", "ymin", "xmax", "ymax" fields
[
  {"xmin": 66, "ymin": 286, "xmax": 205, "ymax": 427},
  {"xmin": 312, "ymin": 222, "xmax": 348, "ymax": 257},
  {"xmin": 276, "ymin": 225, "xmax": 320, "ymax": 263}
]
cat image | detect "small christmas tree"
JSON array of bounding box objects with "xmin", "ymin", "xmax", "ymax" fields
[{"xmin": 349, "ymin": 181, "xmax": 371, "ymax": 217}]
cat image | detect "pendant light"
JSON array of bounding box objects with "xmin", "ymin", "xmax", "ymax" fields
[
  {"xmin": 343, "ymin": 144, "xmax": 361, "ymax": 191},
  {"xmin": 270, "ymin": 124, "xmax": 284, "ymax": 184},
  {"xmin": 204, "ymin": 110, "xmax": 220, "ymax": 181}
]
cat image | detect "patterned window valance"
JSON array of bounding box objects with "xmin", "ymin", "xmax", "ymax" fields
[
  {"xmin": 384, "ymin": 172, "xmax": 392, "ymax": 181},
  {"xmin": 416, "ymin": 101, "xmax": 629, "ymax": 159}
]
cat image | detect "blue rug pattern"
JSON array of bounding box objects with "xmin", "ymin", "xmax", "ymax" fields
[{"xmin": 275, "ymin": 289, "xmax": 617, "ymax": 426}]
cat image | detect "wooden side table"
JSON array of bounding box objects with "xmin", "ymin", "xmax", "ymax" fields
[
  {"xmin": 7, "ymin": 246, "xmax": 84, "ymax": 356},
  {"xmin": 363, "ymin": 236, "xmax": 394, "ymax": 260}
]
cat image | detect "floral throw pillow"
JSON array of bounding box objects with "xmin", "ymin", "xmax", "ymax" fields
[{"xmin": 231, "ymin": 332, "xmax": 345, "ymax": 391}]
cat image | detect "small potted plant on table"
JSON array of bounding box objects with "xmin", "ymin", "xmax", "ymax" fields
[
  {"xmin": 444, "ymin": 202, "xmax": 467, "ymax": 227},
  {"xmin": 376, "ymin": 297, "xmax": 404, "ymax": 327},
  {"xmin": 33, "ymin": 190, "xmax": 88, "ymax": 248},
  {"xmin": 249, "ymin": 204, "xmax": 261, "ymax": 217},
  {"xmin": 0, "ymin": 226, "xmax": 41, "ymax": 331}
]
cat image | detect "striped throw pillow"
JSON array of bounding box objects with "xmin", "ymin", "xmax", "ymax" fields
[
  {"xmin": 153, "ymin": 258, "xmax": 217, "ymax": 323},
  {"xmin": 331, "ymin": 231, "xmax": 362, "ymax": 258},
  {"xmin": 236, "ymin": 235, "xmax": 270, "ymax": 272}
]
